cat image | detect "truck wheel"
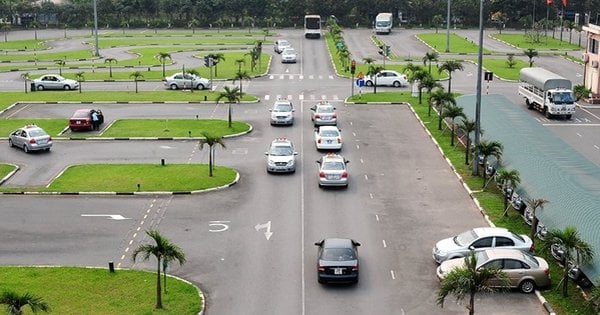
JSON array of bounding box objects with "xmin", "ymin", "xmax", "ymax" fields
[
  {"xmin": 566, "ymin": 114, "xmax": 572, "ymax": 120},
  {"xmin": 525, "ymin": 99, "xmax": 533, "ymax": 109},
  {"xmin": 545, "ymin": 110, "xmax": 552, "ymax": 119}
]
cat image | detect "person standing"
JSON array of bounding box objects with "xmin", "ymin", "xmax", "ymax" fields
[{"xmin": 91, "ymin": 110, "xmax": 99, "ymax": 130}]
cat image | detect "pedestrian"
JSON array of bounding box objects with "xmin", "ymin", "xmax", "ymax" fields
[{"xmin": 91, "ymin": 110, "xmax": 99, "ymax": 130}]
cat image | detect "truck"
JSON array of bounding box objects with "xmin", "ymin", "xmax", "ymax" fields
[
  {"xmin": 518, "ymin": 67, "xmax": 576, "ymax": 119},
  {"xmin": 374, "ymin": 13, "xmax": 393, "ymax": 34}
]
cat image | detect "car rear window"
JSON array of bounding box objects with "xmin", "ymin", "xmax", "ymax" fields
[
  {"xmin": 73, "ymin": 111, "xmax": 90, "ymax": 118},
  {"xmin": 509, "ymin": 232, "xmax": 525, "ymax": 242},
  {"xmin": 320, "ymin": 130, "xmax": 339, "ymax": 137},
  {"xmin": 28, "ymin": 129, "xmax": 47, "ymax": 137},
  {"xmin": 322, "ymin": 248, "xmax": 356, "ymax": 261},
  {"xmin": 322, "ymin": 161, "xmax": 345, "ymax": 170},
  {"xmin": 317, "ymin": 106, "xmax": 334, "ymax": 113}
]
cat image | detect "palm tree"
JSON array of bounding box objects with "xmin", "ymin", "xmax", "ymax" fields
[
  {"xmin": 216, "ymin": 86, "xmax": 241, "ymax": 128},
  {"xmin": 495, "ymin": 169, "xmax": 521, "ymax": 216},
  {"xmin": 475, "ymin": 140, "xmax": 503, "ymax": 187},
  {"xmin": 130, "ymin": 71, "xmax": 144, "ymax": 93},
  {"xmin": 235, "ymin": 58, "xmax": 246, "ymax": 72},
  {"xmin": 233, "ymin": 71, "xmax": 251, "ymax": 96},
  {"xmin": 431, "ymin": 15, "xmax": 444, "ymax": 33},
  {"xmin": 429, "ymin": 88, "xmax": 455, "ymax": 118},
  {"xmin": 207, "ymin": 53, "xmax": 226, "ymax": 77},
  {"xmin": 586, "ymin": 284, "xmax": 600, "ymax": 313},
  {"xmin": 523, "ymin": 48, "xmax": 538, "ymax": 67},
  {"xmin": 412, "ymin": 70, "xmax": 431, "ymax": 104},
  {"xmin": 157, "ymin": 52, "xmax": 172, "ymax": 77},
  {"xmin": 0, "ymin": 290, "xmax": 50, "ymax": 315},
  {"xmin": 104, "ymin": 58, "xmax": 117, "ymax": 78},
  {"xmin": 441, "ymin": 104, "xmax": 465, "ymax": 144},
  {"xmin": 75, "ymin": 71, "xmax": 84, "ymax": 93},
  {"xmin": 362, "ymin": 57, "xmax": 375, "ymax": 66},
  {"xmin": 420, "ymin": 75, "xmax": 442, "ymax": 107},
  {"xmin": 199, "ymin": 132, "xmax": 226, "ymax": 177},
  {"xmin": 438, "ymin": 60, "xmax": 464, "ymax": 93},
  {"xmin": 526, "ymin": 198, "xmax": 549, "ymax": 243},
  {"xmin": 367, "ymin": 65, "xmax": 384, "ymax": 94},
  {"xmin": 20, "ymin": 72, "xmax": 30, "ymax": 94},
  {"xmin": 437, "ymin": 250, "xmax": 509, "ymax": 315},
  {"xmin": 55, "ymin": 59, "xmax": 65, "ymax": 76},
  {"xmin": 161, "ymin": 244, "xmax": 187, "ymax": 293},
  {"xmin": 422, "ymin": 51, "xmax": 439, "ymax": 74},
  {"xmin": 188, "ymin": 18, "xmax": 199, "ymax": 34},
  {"xmin": 132, "ymin": 230, "xmax": 186, "ymax": 309},
  {"xmin": 457, "ymin": 118, "xmax": 477, "ymax": 165},
  {"xmin": 541, "ymin": 226, "xmax": 594, "ymax": 297}
]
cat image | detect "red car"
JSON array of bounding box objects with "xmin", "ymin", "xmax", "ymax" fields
[{"xmin": 69, "ymin": 109, "xmax": 103, "ymax": 131}]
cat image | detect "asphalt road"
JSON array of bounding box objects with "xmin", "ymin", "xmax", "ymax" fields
[{"xmin": 0, "ymin": 28, "xmax": 569, "ymax": 314}]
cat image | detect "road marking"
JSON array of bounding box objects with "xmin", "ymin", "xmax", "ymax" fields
[
  {"xmin": 595, "ymin": 145, "xmax": 599, "ymax": 150},
  {"xmin": 209, "ymin": 221, "xmax": 230, "ymax": 232},
  {"xmin": 299, "ymin": 75, "xmax": 304, "ymax": 80},
  {"xmin": 360, "ymin": 158, "xmax": 364, "ymax": 164},
  {"xmin": 390, "ymin": 270, "xmax": 396, "ymax": 280},
  {"xmin": 375, "ymin": 214, "xmax": 380, "ymax": 221},
  {"xmin": 382, "ymin": 239, "xmax": 387, "ymax": 248},
  {"xmin": 264, "ymin": 95, "xmax": 270, "ymax": 101},
  {"xmin": 364, "ymin": 174, "xmax": 369, "ymax": 181},
  {"xmin": 356, "ymin": 144, "xmax": 360, "ymax": 149},
  {"xmin": 370, "ymin": 193, "xmax": 374, "ymax": 199},
  {"xmin": 254, "ymin": 221, "xmax": 273, "ymax": 240},
  {"xmin": 576, "ymin": 132, "xmax": 582, "ymax": 137},
  {"xmin": 352, "ymin": 132, "xmax": 356, "ymax": 137},
  {"xmin": 299, "ymin": 94, "xmax": 304, "ymax": 100},
  {"xmin": 80, "ymin": 214, "xmax": 130, "ymax": 220}
]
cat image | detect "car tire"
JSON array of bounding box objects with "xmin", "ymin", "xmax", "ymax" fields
[
  {"xmin": 64, "ymin": 85, "xmax": 71, "ymax": 90},
  {"xmin": 196, "ymin": 84, "xmax": 205, "ymax": 90},
  {"xmin": 45, "ymin": 148, "xmax": 50, "ymax": 152},
  {"xmin": 23, "ymin": 145, "xmax": 29, "ymax": 153},
  {"xmin": 8, "ymin": 139, "xmax": 13, "ymax": 147},
  {"xmin": 393, "ymin": 81, "xmax": 401, "ymax": 87},
  {"xmin": 36, "ymin": 85, "xmax": 45, "ymax": 91},
  {"xmin": 365, "ymin": 81, "xmax": 373, "ymax": 87},
  {"xmin": 318, "ymin": 278, "xmax": 325, "ymax": 284},
  {"xmin": 170, "ymin": 84, "xmax": 178, "ymax": 90},
  {"xmin": 519, "ymin": 279, "xmax": 535, "ymax": 293}
]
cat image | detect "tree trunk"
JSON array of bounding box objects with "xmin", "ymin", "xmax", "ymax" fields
[
  {"xmin": 156, "ymin": 259, "xmax": 163, "ymax": 308},
  {"xmin": 465, "ymin": 139, "xmax": 471, "ymax": 165},
  {"xmin": 469, "ymin": 292, "xmax": 475, "ymax": 315}
]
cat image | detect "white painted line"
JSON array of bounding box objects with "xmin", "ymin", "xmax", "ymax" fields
[
  {"xmin": 120, "ymin": 255, "xmax": 125, "ymax": 260},
  {"xmin": 133, "ymin": 233, "xmax": 137, "ymax": 238},
  {"xmin": 390, "ymin": 270, "xmax": 396, "ymax": 280},
  {"xmin": 595, "ymin": 145, "xmax": 599, "ymax": 150},
  {"xmin": 140, "ymin": 220, "xmax": 144, "ymax": 225},
  {"xmin": 124, "ymin": 247, "xmax": 130, "ymax": 252},
  {"xmin": 349, "ymin": 121, "xmax": 353, "ymax": 125},
  {"xmin": 369, "ymin": 193, "xmax": 374, "ymax": 199},
  {"xmin": 299, "ymin": 94, "xmax": 304, "ymax": 100},
  {"xmin": 299, "ymin": 75, "xmax": 304, "ymax": 80},
  {"xmin": 356, "ymin": 144, "xmax": 360, "ymax": 149},
  {"xmin": 382, "ymin": 239, "xmax": 387, "ymax": 248},
  {"xmin": 136, "ymin": 227, "xmax": 141, "ymax": 231},
  {"xmin": 360, "ymin": 158, "xmax": 364, "ymax": 164},
  {"xmin": 364, "ymin": 174, "xmax": 369, "ymax": 180},
  {"xmin": 143, "ymin": 214, "xmax": 148, "ymax": 219},
  {"xmin": 352, "ymin": 132, "xmax": 356, "ymax": 137},
  {"xmin": 129, "ymin": 240, "xmax": 133, "ymax": 245},
  {"xmin": 577, "ymin": 133, "xmax": 582, "ymax": 137},
  {"xmin": 264, "ymin": 95, "xmax": 271, "ymax": 101}
]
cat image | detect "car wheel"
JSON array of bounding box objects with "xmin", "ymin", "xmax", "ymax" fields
[
  {"xmin": 365, "ymin": 81, "xmax": 373, "ymax": 87},
  {"xmin": 318, "ymin": 278, "xmax": 325, "ymax": 284},
  {"xmin": 519, "ymin": 279, "xmax": 535, "ymax": 293},
  {"xmin": 170, "ymin": 84, "xmax": 178, "ymax": 90},
  {"xmin": 8, "ymin": 139, "xmax": 13, "ymax": 147},
  {"xmin": 36, "ymin": 85, "xmax": 44, "ymax": 91},
  {"xmin": 196, "ymin": 84, "xmax": 205, "ymax": 90},
  {"xmin": 23, "ymin": 145, "xmax": 29, "ymax": 153},
  {"xmin": 45, "ymin": 148, "xmax": 50, "ymax": 152},
  {"xmin": 64, "ymin": 85, "xmax": 71, "ymax": 90},
  {"xmin": 393, "ymin": 81, "xmax": 401, "ymax": 87}
]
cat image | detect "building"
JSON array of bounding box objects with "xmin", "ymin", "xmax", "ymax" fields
[{"xmin": 583, "ymin": 23, "xmax": 600, "ymax": 101}]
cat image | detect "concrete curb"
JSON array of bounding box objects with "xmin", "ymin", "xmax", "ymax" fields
[{"xmin": 0, "ymin": 164, "xmax": 19, "ymax": 186}]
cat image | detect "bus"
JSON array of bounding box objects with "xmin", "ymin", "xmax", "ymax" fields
[{"xmin": 304, "ymin": 15, "xmax": 321, "ymax": 39}]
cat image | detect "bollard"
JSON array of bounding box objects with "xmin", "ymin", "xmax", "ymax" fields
[
  {"xmin": 188, "ymin": 131, "xmax": 192, "ymax": 137},
  {"xmin": 204, "ymin": 96, "xmax": 207, "ymax": 101},
  {"xmin": 109, "ymin": 261, "xmax": 115, "ymax": 273},
  {"xmin": 161, "ymin": 159, "xmax": 165, "ymax": 166},
  {"xmin": 137, "ymin": 183, "xmax": 140, "ymax": 191},
  {"xmin": 196, "ymin": 115, "xmax": 198, "ymax": 119}
]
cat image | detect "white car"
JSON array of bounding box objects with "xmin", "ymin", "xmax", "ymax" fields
[
  {"xmin": 317, "ymin": 153, "xmax": 349, "ymax": 187},
  {"xmin": 364, "ymin": 70, "xmax": 408, "ymax": 87},
  {"xmin": 274, "ymin": 39, "xmax": 291, "ymax": 53},
  {"xmin": 314, "ymin": 126, "xmax": 342, "ymax": 150},
  {"xmin": 432, "ymin": 227, "xmax": 534, "ymax": 264},
  {"xmin": 163, "ymin": 72, "xmax": 211, "ymax": 90},
  {"xmin": 32, "ymin": 74, "xmax": 79, "ymax": 91},
  {"xmin": 310, "ymin": 101, "xmax": 337, "ymax": 126},
  {"xmin": 265, "ymin": 138, "xmax": 298, "ymax": 173},
  {"xmin": 269, "ymin": 99, "xmax": 295, "ymax": 125},
  {"xmin": 281, "ymin": 48, "xmax": 297, "ymax": 63}
]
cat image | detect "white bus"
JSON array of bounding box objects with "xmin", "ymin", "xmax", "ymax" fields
[{"xmin": 304, "ymin": 15, "xmax": 321, "ymax": 39}]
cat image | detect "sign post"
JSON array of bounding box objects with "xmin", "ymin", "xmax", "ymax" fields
[
  {"xmin": 350, "ymin": 59, "xmax": 356, "ymax": 97},
  {"xmin": 484, "ymin": 71, "xmax": 493, "ymax": 95}
]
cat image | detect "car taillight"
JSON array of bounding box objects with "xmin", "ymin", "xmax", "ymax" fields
[
  {"xmin": 48, "ymin": 136, "xmax": 52, "ymax": 141},
  {"xmin": 332, "ymin": 113, "xmax": 337, "ymax": 118},
  {"xmin": 319, "ymin": 172, "xmax": 326, "ymax": 178},
  {"xmin": 315, "ymin": 114, "xmax": 320, "ymax": 119},
  {"xmin": 342, "ymin": 172, "xmax": 348, "ymax": 178},
  {"xmin": 318, "ymin": 265, "xmax": 326, "ymax": 271},
  {"xmin": 530, "ymin": 244, "xmax": 535, "ymax": 253},
  {"xmin": 352, "ymin": 265, "xmax": 358, "ymax": 271},
  {"xmin": 29, "ymin": 138, "xmax": 36, "ymax": 144},
  {"xmin": 544, "ymin": 268, "xmax": 549, "ymax": 276}
]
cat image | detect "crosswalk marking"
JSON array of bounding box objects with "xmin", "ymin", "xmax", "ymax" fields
[
  {"xmin": 299, "ymin": 75, "xmax": 304, "ymax": 80},
  {"xmin": 263, "ymin": 94, "xmax": 343, "ymax": 102},
  {"xmin": 267, "ymin": 74, "xmax": 335, "ymax": 80}
]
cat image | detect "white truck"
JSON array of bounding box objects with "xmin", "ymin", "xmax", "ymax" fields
[
  {"xmin": 518, "ymin": 67, "xmax": 576, "ymax": 119},
  {"xmin": 374, "ymin": 13, "xmax": 393, "ymax": 34}
]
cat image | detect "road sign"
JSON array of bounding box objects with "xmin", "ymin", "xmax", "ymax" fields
[
  {"xmin": 484, "ymin": 71, "xmax": 493, "ymax": 81},
  {"xmin": 356, "ymin": 79, "xmax": 365, "ymax": 87},
  {"xmin": 336, "ymin": 41, "xmax": 345, "ymax": 49}
]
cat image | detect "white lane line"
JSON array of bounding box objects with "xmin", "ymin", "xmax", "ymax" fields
[
  {"xmin": 356, "ymin": 144, "xmax": 360, "ymax": 149},
  {"xmin": 595, "ymin": 145, "xmax": 599, "ymax": 150},
  {"xmin": 382, "ymin": 239, "xmax": 387, "ymax": 248},
  {"xmin": 369, "ymin": 193, "xmax": 374, "ymax": 199},
  {"xmin": 300, "ymin": 98, "xmax": 306, "ymax": 315},
  {"xmin": 350, "ymin": 121, "xmax": 353, "ymax": 126},
  {"xmin": 360, "ymin": 158, "xmax": 364, "ymax": 164},
  {"xmin": 576, "ymin": 132, "xmax": 582, "ymax": 137},
  {"xmin": 352, "ymin": 132, "xmax": 357, "ymax": 137},
  {"xmin": 364, "ymin": 174, "xmax": 369, "ymax": 181},
  {"xmin": 390, "ymin": 270, "xmax": 396, "ymax": 280},
  {"xmin": 375, "ymin": 214, "xmax": 380, "ymax": 221}
]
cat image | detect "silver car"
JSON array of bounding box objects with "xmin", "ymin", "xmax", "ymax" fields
[
  {"xmin": 32, "ymin": 74, "xmax": 79, "ymax": 91},
  {"xmin": 314, "ymin": 126, "xmax": 342, "ymax": 150},
  {"xmin": 265, "ymin": 138, "xmax": 298, "ymax": 173},
  {"xmin": 163, "ymin": 72, "xmax": 211, "ymax": 90},
  {"xmin": 364, "ymin": 70, "xmax": 408, "ymax": 87},
  {"xmin": 269, "ymin": 99, "xmax": 295, "ymax": 125},
  {"xmin": 317, "ymin": 153, "xmax": 349, "ymax": 187},
  {"xmin": 281, "ymin": 47, "xmax": 297, "ymax": 63},
  {"xmin": 8, "ymin": 125, "xmax": 53, "ymax": 153},
  {"xmin": 432, "ymin": 227, "xmax": 533, "ymax": 264},
  {"xmin": 310, "ymin": 101, "xmax": 337, "ymax": 126},
  {"xmin": 274, "ymin": 39, "xmax": 291, "ymax": 53}
]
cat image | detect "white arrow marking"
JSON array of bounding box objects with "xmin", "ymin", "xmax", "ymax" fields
[
  {"xmin": 254, "ymin": 221, "xmax": 273, "ymax": 240},
  {"xmin": 81, "ymin": 214, "xmax": 130, "ymax": 220}
]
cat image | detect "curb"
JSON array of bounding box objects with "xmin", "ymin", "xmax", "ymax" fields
[{"xmin": 0, "ymin": 164, "xmax": 19, "ymax": 186}]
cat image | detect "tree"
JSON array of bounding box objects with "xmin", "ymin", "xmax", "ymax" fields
[
  {"xmin": 235, "ymin": 58, "xmax": 246, "ymax": 72},
  {"xmin": 129, "ymin": 71, "xmax": 144, "ymax": 93},
  {"xmin": 541, "ymin": 226, "xmax": 594, "ymax": 297},
  {"xmin": 586, "ymin": 284, "xmax": 600, "ymax": 313},
  {"xmin": 233, "ymin": 71, "xmax": 251, "ymax": 96},
  {"xmin": 199, "ymin": 132, "xmax": 226, "ymax": 177},
  {"xmin": 55, "ymin": 59, "xmax": 65, "ymax": 76},
  {"xmin": 413, "ymin": 70, "xmax": 432, "ymax": 104},
  {"xmin": 207, "ymin": 53, "xmax": 226, "ymax": 77},
  {"xmin": 420, "ymin": 75, "xmax": 442, "ymax": 107},
  {"xmin": 429, "ymin": 88, "xmax": 452, "ymax": 118},
  {"xmin": 105, "ymin": 58, "xmax": 117, "ymax": 78},
  {"xmin": 188, "ymin": 18, "xmax": 199, "ymax": 34},
  {"xmin": 367, "ymin": 65, "xmax": 384, "ymax": 94},
  {"xmin": 475, "ymin": 140, "xmax": 503, "ymax": 187},
  {"xmin": 495, "ymin": 169, "xmax": 521, "ymax": 216},
  {"xmin": 506, "ymin": 53, "xmax": 517, "ymax": 68},
  {"xmin": 157, "ymin": 52, "xmax": 171, "ymax": 78},
  {"xmin": 75, "ymin": 71, "xmax": 84, "ymax": 93},
  {"xmin": 432, "ymin": 15, "xmax": 444, "ymax": 33},
  {"xmin": 216, "ymin": 86, "xmax": 241, "ymax": 128},
  {"xmin": 441, "ymin": 104, "xmax": 465, "ymax": 144},
  {"xmin": 362, "ymin": 57, "xmax": 375, "ymax": 66},
  {"xmin": 526, "ymin": 198, "xmax": 549, "ymax": 243},
  {"xmin": 422, "ymin": 51, "xmax": 439, "ymax": 74},
  {"xmin": 457, "ymin": 118, "xmax": 477, "ymax": 165},
  {"xmin": 438, "ymin": 60, "xmax": 463, "ymax": 93},
  {"xmin": 20, "ymin": 72, "xmax": 30, "ymax": 94},
  {"xmin": 437, "ymin": 250, "xmax": 509, "ymax": 315},
  {"xmin": 132, "ymin": 230, "xmax": 186, "ymax": 309},
  {"xmin": 0, "ymin": 290, "xmax": 50, "ymax": 315},
  {"xmin": 523, "ymin": 48, "xmax": 538, "ymax": 67}
]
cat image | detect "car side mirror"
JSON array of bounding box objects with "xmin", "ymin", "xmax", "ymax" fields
[
  {"xmin": 310, "ymin": 107, "xmax": 315, "ymax": 111},
  {"xmin": 345, "ymin": 160, "xmax": 350, "ymax": 164},
  {"xmin": 316, "ymin": 160, "xmax": 321, "ymax": 164},
  {"xmin": 269, "ymin": 109, "xmax": 272, "ymax": 112},
  {"xmin": 469, "ymin": 246, "xmax": 475, "ymax": 251},
  {"xmin": 265, "ymin": 152, "xmax": 269, "ymax": 155},
  {"xmin": 352, "ymin": 240, "xmax": 361, "ymax": 246},
  {"xmin": 314, "ymin": 240, "xmax": 323, "ymax": 246},
  {"xmin": 294, "ymin": 152, "xmax": 299, "ymax": 155},
  {"xmin": 292, "ymin": 109, "xmax": 296, "ymax": 112}
]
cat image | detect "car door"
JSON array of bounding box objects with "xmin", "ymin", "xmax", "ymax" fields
[
  {"xmin": 45, "ymin": 76, "xmax": 59, "ymax": 89},
  {"xmin": 493, "ymin": 236, "xmax": 515, "ymax": 249},
  {"xmin": 377, "ymin": 72, "xmax": 390, "ymax": 86},
  {"xmin": 470, "ymin": 236, "xmax": 493, "ymax": 252},
  {"xmin": 502, "ymin": 259, "xmax": 529, "ymax": 288},
  {"xmin": 480, "ymin": 259, "xmax": 504, "ymax": 287},
  {"xmin": 12, "ymin": 130, "xmax": 25, "ymax": 147}
]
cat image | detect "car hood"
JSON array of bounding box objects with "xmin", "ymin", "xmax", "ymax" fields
[
  {"xmin": 268, "ymin": 155, "xmax": 294, "ymax": 162},
  {"xmin": 435, "ymin": 237, "xmax": 462, "ymax": 253},
  {"xmin": 319, "ymin": 259, "xmax": 358, "ymax": 267},
  {"xmin": 272, "ymin": 111, "xmax": 292, "ymax": 116},
  {"xmin": 438, "ymin": 257, "xmax": 465, "ymax": 277}
]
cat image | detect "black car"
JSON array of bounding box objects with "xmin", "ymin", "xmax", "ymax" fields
[{"xmin": 315, "ymin": 238, "xmax": 360, "ymax": 284}]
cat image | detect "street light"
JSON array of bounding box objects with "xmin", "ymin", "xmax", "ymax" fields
[
  {"xmin": 445, "ymin": 0, "xmax": 451, "ymax": 52},
  {"xmin": 472, "ymin": 0, "xmax": 484, "ymax": 176},
  {"xmin": 93, "ymin": 0, "xmax": 99, "ymax": 57}
]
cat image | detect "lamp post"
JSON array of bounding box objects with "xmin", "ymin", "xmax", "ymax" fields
[
  {"xmin": 472, "ymin": 0, "xmax": 484, "ymax": 176},
  {"xmin": 445, "ymin": 0, "xmax": 451, "ymax": 52},
  {"xmin": 93, "ymin": 0, "xmax": 99, "ymax": 57}
]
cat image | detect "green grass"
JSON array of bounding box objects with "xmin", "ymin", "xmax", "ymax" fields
[
  {"xmin": 1, "ymin": 119, "xmax": 68, "ymax": 136},
  {"xmin": 0, "ymin": 163, "xmax": 17, "ymax": 179},
  {"xmin": 481, "ymin": 58, "xmax": 529, "ymax": 80},
  {"xmin": 102, "ymin": 119, "xmax": 250, "ymax": 137},
  {"xmin": 0, "ymin": 266, "xmax": 201, "ymax": 314},
  {"xmin": 98, "ymin": 29, "xmax": 272, "ymax": 37},
  {"xmin": 0, "ymin": 39, "xmax": 49, "ymax": 50},
  {"xmin": 417, "ymin": 33, "xmax": 492, "ymax": 54},
  {"xmin": 492, "ymin": 33, "xmax": 581, "ymax": 50},
  {"xmin": 97, "ymin": 37, "xmax": 265, "ymax": 48}
]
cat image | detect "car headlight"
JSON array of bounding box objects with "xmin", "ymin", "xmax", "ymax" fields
[
  {"xmin": 287, "ymin": 160, "xmax": 294, "ymax": 166},
  {"xmin": 268, "ymin": 160, "xmax": 276, "ymax": 166}
]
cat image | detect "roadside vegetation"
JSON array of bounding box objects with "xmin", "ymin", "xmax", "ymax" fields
[
  {"xmin": 492, "ymin": 33, "xmax": 581, "ymax": 50},
  {"xmin": 417, "ymin": 33, "xmax": 492, "ymax": 54},
  {"xmin": 0, "ymin": 164, "xmax": 17, "ymax": 180}
]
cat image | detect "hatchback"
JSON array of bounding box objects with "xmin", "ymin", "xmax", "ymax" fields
[
  {"xmin": 315, "ymin": 238, "xmax": 360, "ymax": 284},
  {"xmin": 8, "ymin": 125, "xmax": 53, "ymax": 153}
]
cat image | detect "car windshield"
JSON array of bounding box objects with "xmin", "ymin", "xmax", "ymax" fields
[
  {"xmin": 28, "ymin": 129, "xmax": 47, "ymax": 137},
  {"xmin": 320, "ymin": 130, "xmax": 339, "ymax": 137},
  {"xmin": 74, "ymin": 111, "xmax": 90, "ymax": 118},
  {"xmin": 270, "ymin": 146, "xmax": 293, "ymax": 156},
  {"xmin": 274, "ymin": 104, "xmax": 292, "ymax": 112},
  {"xmin": 322, "ymin": 248, "xmax": 356, "ymax": 261},
  {"xmin": 322, "ymin": 161, "xmax": 345, "ymax": 171},
  {"xmin": 284, "ymin": 49, "xmax": 296, "ymax": 54},
  {"xmin": 474, "ymin": 251, "xmax": 489, "ymax": 264},
  {"xmin": 317, "ymin": 106, "xmax": 334, "ymax": 113},
  {"xmin": 552, "ymin": 91, "xmax": 574, "ymax": 104},
  {"xmin": 454, "ymin": 229, "xmax": 478, "ymax": 246},
  {"xmin": 520, "ymin": 251, "xmax": 539, "ymax": 267}
]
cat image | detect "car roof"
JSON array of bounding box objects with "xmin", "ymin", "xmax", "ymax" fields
[
  {"xmin": 271, "ymin": 138, "xmax": 293, "ymax": 146},
  {"xmin": 274, "ymin": 99, "xmax": 292, "ymax": 106},
  {"xmin": 318, "ymin": 126, "xmax": 339, "ymax": 131},
  {"xmin": 471, "ymin": 227, "xmax": 514, "ymax": 237},
  {"xmin": 323, "ymin": 238, "xmax": 354, "ymax": 249},
  {"xmin": 322, "ymin": 153, "xmax": 345, "ymax": 162},
  {"xmin": 482, "ymin": 248, "xmax": 529, "ymax": 260}
]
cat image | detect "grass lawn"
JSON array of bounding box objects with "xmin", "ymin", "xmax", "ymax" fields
[
  {"xmin": 0, "ymin": 266, "xmax": 201, "ymax": 314},
  {"xmin": 0, "ymin": 163, "xmax": 17, "ymax": 179},
  {"xmin": 492, "ymin": 33, "xmax": 581, "ymax": 50},
  {"xmin": 101, "ymin": 119, "xmax": 250, "ymax": 138},
  {"xmin": 481, "ymin": 58, "xmax": 528, "ymax": 80},
  {"xmin": 417, "ymin": 33, "xmax": 492, "ymax": 54},
  {"xmin": 346, "ymin": 91, "xmax": 595, "ymax": 314}
]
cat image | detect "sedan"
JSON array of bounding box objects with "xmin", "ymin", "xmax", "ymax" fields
[
  {"xmin": 310, "ymin": 101, "xmax": 337, "ymax": 126},
  {"xmin": 281, "ymin": 48, "xmax": 297, "ymax": 63},
  {"xmin": 314, "ymin": 126, "xmax": 342, "ymax": 150},
  {"xmin": 317, "ymin": 153, "xmax": 349, "ymax": 187},
  {"xmin": 269, "ymin": 99, "xmax": 295, "ymax": 125},
  {"xmin": 32, "ymin": 74, "xmax": 79, "ymax": 91},
  {"xmin": 364, "ymin": 70, "xmax": 408, "ymax": 87},
  {"xmin": 265, "ymin": 138, "xmax": 298, "ymax": 173},
  {"xmin": 315, "ymin": 238, "xmax": 360, "ymax": 284},
  {"xmin": 436, "ymin": 248, "xmax": 550, "ymax": 293},
  {"xmin": 163, "ymin": 72, "xmax": 211, "ymax": 90},
  {"xmin": 69, "ymin": 109, "xmax": 104, "ymax": 131},
  {"xmin": 8, "ymin": 125, "xmax": 53, "ymax": 153},
  {"xmin": 432, "ymin": 227, "xmax": 533, "ymax": 264},
  {"xmin": 274, "ymin": 39, "xmax": 291, "ymax": 53}
]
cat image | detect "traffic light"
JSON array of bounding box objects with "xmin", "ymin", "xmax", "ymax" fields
[
  {"xmin": 350, "ymin": 59, "xmax": 356, "ymax": 74},
  {"xmin": 384, "ymin": 45, "xmax": 391, "ymax": 57},
  {"xmin": 378, "ymin": 45, "xmax": 384, "ymax": 56},
  {"xmin": 204, "ymin": 56, "xmax": 211, "ymax": 67}
]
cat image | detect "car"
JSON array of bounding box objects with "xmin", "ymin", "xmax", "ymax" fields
[
  {"xmin": 163, "ymin": 72, "xmax": 211, "ymax": 90},
  {"xmin": 265, "ymin": 138, "xmax": 298, "ymax": 173},
  {"xmin": 315, "ymin": 238, "xmax": 360, "ymax": 284},
  {"xmin": 274, "ymin": 39, "xmax": 291, "ymax": 53},
  {"xmin": 8, "ymin": 125, "xmax": 53, "ymax": 153},
  {"xmin": 432, "ymin": 227, "xmax": 534, "ymax": 264},
  {"xmin": 436, "ymin": 248, "xmax": 551, "ymax": 293},
  {"xmin": 269, "ymin": 99, "xmax": 295, "ymax": 125},
  {"xmin": 364, "ymin": 70, "xmax": 408, "ymax": 87},
  {"xmin": 281, "ymin": 47, "xmax": 297, "ymax": 63},
  {"xmin": 316, "ymin": 153, "xmax": 349, "ymax": 187},
  {"xmin": 314, "ymin": 126, "xmax": 342, "ymax": 150},
  {"xmin": 32, "ymin": 74, "xmax": 79, "ymax": 91},
  {"xmin": 550, "ymin": 243, "xmax": 593, "ymax": 288},
  {"xmin": 310, "ymin": 101, "xmax": 337, "ymax": 126},
  {"xmin": 69, "ymin": 109, "xmax": 104, "ymax": 131}
]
